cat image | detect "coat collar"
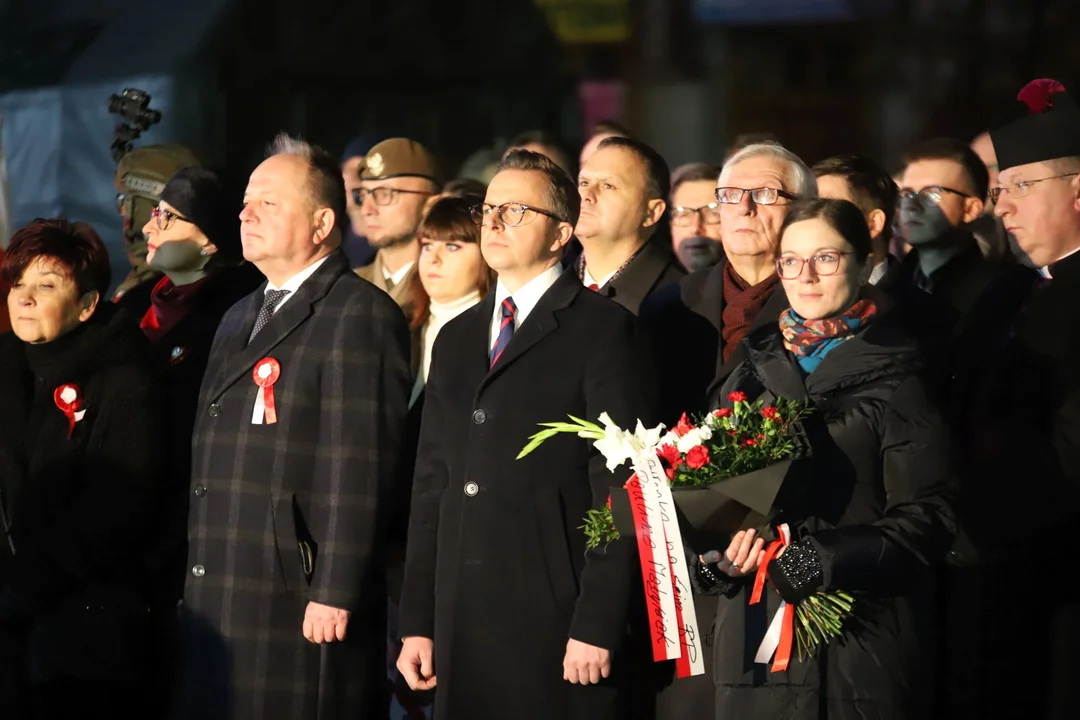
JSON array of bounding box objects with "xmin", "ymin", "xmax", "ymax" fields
[
  {"xmin": 471, "ymin": 269, "xmax": 583, "ymax": 402},
  {"xmin": 204, "ymin": 250, "xmax": 349, "ymax": 400},
  {"xmin": 599, "ymin": 236, "xmax": 684, "ymax": 312}
]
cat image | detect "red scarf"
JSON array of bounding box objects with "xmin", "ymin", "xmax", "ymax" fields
[
  {"xmin": 721, "ymin": 263, "xmax": 780, "ymax": 363},
  {"xmin": 139, "ymin": 276, "xmax": 210, "ymax": 343}
]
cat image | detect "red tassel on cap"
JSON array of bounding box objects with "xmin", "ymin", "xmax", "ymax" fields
[{"xmin": 1018, "ymin": 79, "xmax": 1067, "ymax": 114}]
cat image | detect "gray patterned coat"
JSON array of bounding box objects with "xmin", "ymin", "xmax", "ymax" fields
[{"xmin": 177, "ymin": 250, "xmax": 412, "ymax": 720}]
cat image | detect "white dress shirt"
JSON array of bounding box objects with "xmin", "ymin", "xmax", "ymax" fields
[
  {"xmin": 582, "ymin": 266, "xmax": 617, "ymax": 289},
  {"xmin": 265, "ymin": 255, "xmax": 331, "ymax": 313},
  {"xmin": 489, "ymin": 264, "xmax": 563, "ymax": 350},
  {"xmin": 383, "ymin": 260, "xmax": 415, "ymax": 287},
  {"xmin": 868, "ymin": 254, "xmax": 893, "ymax": 286}
]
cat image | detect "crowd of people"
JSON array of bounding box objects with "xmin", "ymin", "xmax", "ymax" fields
[{"xmin": 0, "ymin": 76, "xmax": 1077, "ymax": 720}]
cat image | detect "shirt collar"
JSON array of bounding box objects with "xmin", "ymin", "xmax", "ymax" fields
[
  {"xmin": 493, "ymin": 264, "xmax": 563, "ymax": 327},
  {"xmin": 382, "ymin": 259, "xmax": 415, "ymax": 286},
  {"xmin": 1040, "ymin": 245, "xmax": 1080, "ymax": 279},
  {"xmin": 266, "ymin": 254, "xmax": 330, "ymax": 294},
  {"xmin": 582, "ymin": 265, "xmax": 617, "ymax": 289}
]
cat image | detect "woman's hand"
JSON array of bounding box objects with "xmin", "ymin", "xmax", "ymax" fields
[{"xmin": 702, "ymin": 529, "xmax": 766, "ymax": 579}]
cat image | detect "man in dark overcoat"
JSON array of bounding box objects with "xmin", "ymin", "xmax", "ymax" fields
[
  {"xmin": 396, "ymin": 149, "xmax": 659, "ymax": 720},
  {"xmin": 573, "ymin": 136, "xmax": 685, "ymax": 314},
  {"xmin": 940, "ymin": 78, "xmax": 1080, "ymax": 720},
  {"xmin": 178, "ymin": 134, "xmax": 412, "ymax": 719}
]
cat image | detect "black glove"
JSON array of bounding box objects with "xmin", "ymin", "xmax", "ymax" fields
[{"xmin": 766, "ymin": 540, "xmax": 823, "ymax": 603}]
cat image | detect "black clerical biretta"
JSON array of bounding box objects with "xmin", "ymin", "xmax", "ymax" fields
[{"xmin": 990, "ymin": 78, "xmax": 1080, "ymax": 172}]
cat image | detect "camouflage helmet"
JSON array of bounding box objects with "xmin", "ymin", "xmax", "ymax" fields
[{"xmin": 114, "ymin": 143, "xmax": 201, "ymax": 239}]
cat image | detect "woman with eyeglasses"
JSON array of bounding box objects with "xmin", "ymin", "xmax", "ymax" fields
[
  {"xmin": 0, "ymin": 219, "xmax": 164, "ymax": 716},
  {"xmin": 695, "ymin": 198, "xmax": 956, "ymax": 720},
  {"xmin": 137, "ymin": 166, "xmax": 260, "ymax": 712}
]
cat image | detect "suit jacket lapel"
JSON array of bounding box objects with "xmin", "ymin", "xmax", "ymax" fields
[
  {"xmin": 603, "ymin": 236, "xmax": 678, "ymax": 312},
  {"xmin": 206, "ymin": 251, "xmax": 347, "ymax": 399},
  {"xmin": 476, "ymin": 271, "xmax": 580, "ymax": 398}
]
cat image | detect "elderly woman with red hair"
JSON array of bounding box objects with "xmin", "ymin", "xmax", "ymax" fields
[{"xmin": 0, "ymin": 218, "xmax": 163, "ymax": 716}]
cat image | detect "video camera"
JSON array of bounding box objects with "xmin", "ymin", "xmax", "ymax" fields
[{"xmin": 109, "ymin": 88, "xmax": 162, "ymax": 162}]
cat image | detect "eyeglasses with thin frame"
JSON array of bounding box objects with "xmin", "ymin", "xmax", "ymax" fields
[
  {"xmin": 714, "ymin": 187, "xmax": 798, "ymax": 206},
  {"xmin": 898, "ymin": 186, "xmax": 972, "ymax": 205},
  {"xmin": 150, "ymin": 206, "xmax": 192, "ymax": 230},
  {"xmin": 775, "ymin": 251, "xmax": 851, "ymax": 280},
  {"xmin": 353, "ymin": 186, "xmax": 435, "ymax": 206},
  {"xmin": 988, "ymin": 172, "xmax": 1080, "ymax": 204},
  {"xmin": 671, "ymin": 203, "xmax": 722, "ymax": 227},
  {"xmin": 470, "ymin": 202, "xmax": 566, "ymax": 227}
]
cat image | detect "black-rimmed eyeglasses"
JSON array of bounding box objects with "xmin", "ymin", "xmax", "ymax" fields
[
  {"xmin": 353, "ymin": 187, "xmax": 434, "ymax": 206},
  {"xmin": 150, "ymin": 206, "xmax": 192, "ymax": 230},
  {"xmin": 898, "ymin": 186, "xmax": 972, "ymax": 205},
  {"xmin": 671, "ymin": 203, "xmax": 722, "ymax": 226},
  {"xmin": 714, "ymin": 187, "xmax": 798, "ymax": 206}
]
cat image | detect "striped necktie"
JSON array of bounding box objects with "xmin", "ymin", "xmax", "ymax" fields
[{"xmin": 489, "ymin": 297, "xmax": 517, "ymax": 368}]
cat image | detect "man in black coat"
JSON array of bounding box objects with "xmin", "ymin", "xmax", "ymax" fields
[
  {"xmin": 940, "ymin": 78, "xmax": 1080, "ymax": 720},
  {"xmin": 179, "ymin": 134, "xmax": 412, "ymax": 719},
  {"xmin": 641, "ymin": 143, "xmax": 816, "ymax": 423},
  {"xmin": 574, "ymin": 137, "xmax": 685, "ymax": 314},
  {"xmin": 896, "ymin": 138, "xmax": 1007, "ymax": 323},
  {"xmin": 396, "ymin": 149, "xmax": 658, "ymax": 720}
]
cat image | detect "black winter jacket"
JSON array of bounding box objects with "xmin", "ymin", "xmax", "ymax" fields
[{"xmin": 703, "ymin": 310, "xmax": 956, "ymax": 720}]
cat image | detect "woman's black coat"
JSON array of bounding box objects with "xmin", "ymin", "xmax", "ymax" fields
[
  {"xmin": 704, "ymin": 310, "xmax": 956, "ymax": 720},
  {"xmin": 0, "ymin": 304, "xmax": 164, "ymax": 685},
  {"xmin": 143, "ymin": 266, "xmax": 262, "ymax": 603}
]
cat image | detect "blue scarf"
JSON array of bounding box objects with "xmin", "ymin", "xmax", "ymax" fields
[{"xmin": 779, "ymin": 299, "xmax": 877, "ymax": 374}]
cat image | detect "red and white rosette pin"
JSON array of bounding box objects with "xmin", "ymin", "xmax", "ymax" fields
[
  {"xmin": 53, "ymin": 383, "xmax": 83, "ymax": 438},
  {"xmin": 252, "ymin": 357, "xmax": 282, "ymax": 425}
]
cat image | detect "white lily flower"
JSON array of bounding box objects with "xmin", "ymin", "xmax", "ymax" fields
[
  {"xmin": 659, "ymin": 431, "xmax": 680, "ymax": 448},
  {"xmin": 593, "ymin": 424, "xmax": 637, "ymax": 472},
  {"xmin": 633, "ymin": 420, "xmax": 666, "ymax": 454}
]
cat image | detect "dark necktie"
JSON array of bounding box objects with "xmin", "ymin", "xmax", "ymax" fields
[
  {"xmin": 249, "ymin": 289, "xmax": 290, "ymax": 343},
  {"xmin": 489, "ymin": 297, "xmax": 517, "ymax": 368}
]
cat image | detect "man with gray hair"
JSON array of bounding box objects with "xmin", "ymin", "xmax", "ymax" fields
[
  {"xmin": 179, "ymin": 133, "xmax": 412, "ymax": 719},
  {"xmin": 642, "ymin": 142, "xmax": 817, "ymax": 422}
]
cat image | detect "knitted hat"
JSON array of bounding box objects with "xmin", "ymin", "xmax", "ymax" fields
[{"xmin": 159, "ymin": 166, "xmax": 241, "ymax": 263}]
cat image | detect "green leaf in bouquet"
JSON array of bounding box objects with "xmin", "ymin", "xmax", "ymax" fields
[{"xmin": 579, "ymin": 506, "xmax": 620, "ymax": 551}]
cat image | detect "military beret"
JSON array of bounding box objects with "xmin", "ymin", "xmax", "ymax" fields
[{"xmin": 361, "ymin": 138, "xmax": 439, "ymax": 183}]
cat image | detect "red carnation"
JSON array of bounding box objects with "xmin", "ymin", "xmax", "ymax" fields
[
  {"xmin": 606, "ymin": 495, "xmax": 612, "ymax": 510},
  {"xmin": 729, "ymin": 430, "xmax": 738, "ymax": 437},
  {"xmin": 686, "ymin": 445, "xmax": 710, "ymax": 470},
  {"xmin": 666, "ymin": 467, "xmax": 676, "ymax": 480},
  {"xmin": 761, "ymin": 406, "xmax": 780, "ymax": 421},
  {"xmin": 1018, "ymin": 78, "xmax": 1067, "ymax": 114},
  {"xmin": 657, "ymin": 443, "xmax": 682, "ymax": 468},
  {"xmin": 714, "ymin": 408, "xmax": 732, "ymax": 419},
  {"xmin": 673, "ymin": 412, "xmax": 694, "ymax": 437},
  {"xmin": 728, "ymin": 391, "xmax": 748, "ymax": 403},
  {"xmin": 743, "ymin": 438, "xmax": 757, "ymax": 447}
]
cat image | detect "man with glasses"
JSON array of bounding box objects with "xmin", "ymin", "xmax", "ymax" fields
[
  {"xmin": 938, "ymin": 78, "xmax": 1080, "ymax": 720},
  {"xmin": 642, "ymin": 142, "xmax": 816, "ymax": 423},
  {"xmin": 398, "ymin": 149, "xmax": 658, "ymax": 720},
  {"xmin": 669, "ymin": 162, "xmax": 724, "ymax": 271},
  {"xmin": 574, "ymin": 137, "xmax": 684, "ymax": 314},
  {"xmin": 897, "ymin": 138, "xmax": 1004, "ymax": 322},
  {"xmin": 355, "ymin": 138, "xmax": 439, "ymax": 315}
]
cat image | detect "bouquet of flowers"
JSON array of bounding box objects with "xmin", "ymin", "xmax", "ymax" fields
[
  {"xmin": 518, "ymin": 392, "xmax": 854, "ymax": 669},
  {"xmin": 519, "ymin": 392, "xmax": 810, "ymax": 549}
]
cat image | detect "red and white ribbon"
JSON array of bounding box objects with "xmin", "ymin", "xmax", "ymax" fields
[
  {"xmin": 626, "ymin": 454, "xmax": 705, "ymax": 677},
  {"xmin": 752, "ymin": 523, "xmax": 794, "ymax": 672},
  {"xmin": 251, "ymin": 357, "xmax": 281, "ymax": 425},
  {"xmin": 53, "ymin": 383, "xmax": 83, "ymax": 438}
]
